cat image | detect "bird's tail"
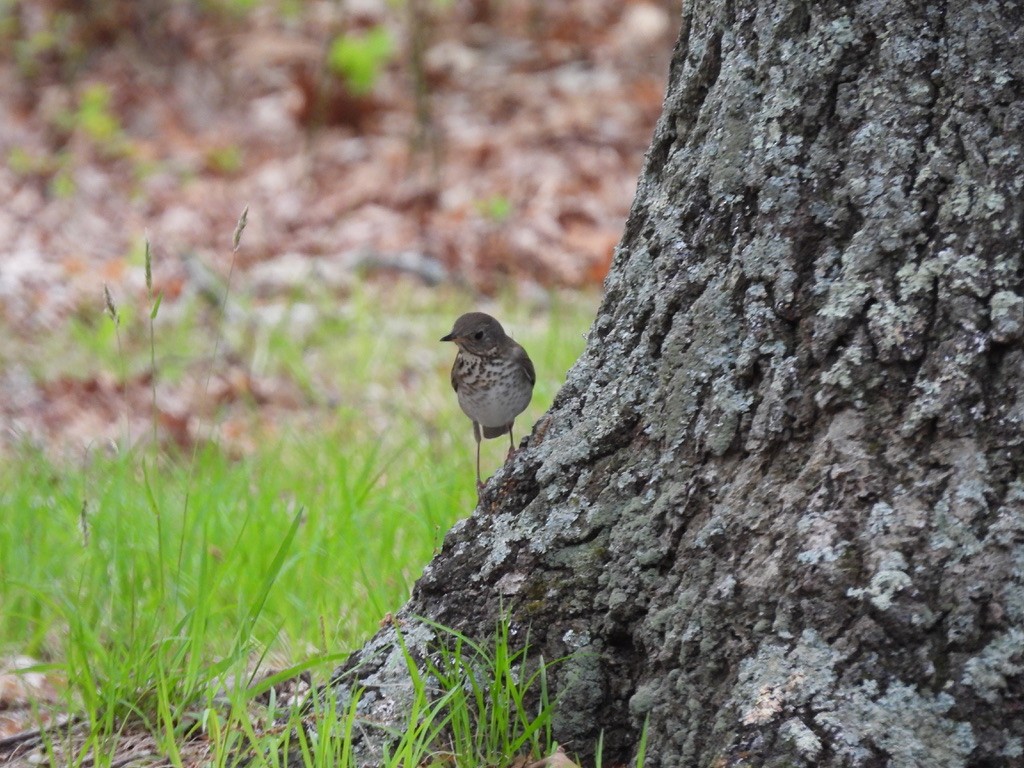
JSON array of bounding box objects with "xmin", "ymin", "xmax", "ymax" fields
[{"xmin": 482, "ymin": 425, "xmax": 509, "ymax": 439}]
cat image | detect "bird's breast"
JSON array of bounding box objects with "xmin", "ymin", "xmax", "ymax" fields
[{"xmin": 453, "ymin": 352, "xmax": 533, "ymax": 428}]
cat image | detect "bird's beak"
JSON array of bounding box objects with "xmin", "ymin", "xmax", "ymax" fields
[{"xmin": 440, "ymin": 332, "xmax": 456, "ymax": 342}]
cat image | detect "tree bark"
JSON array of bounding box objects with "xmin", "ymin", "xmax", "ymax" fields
[{"xmin": 333, "ymin": 1, "xmax": 1024, "ymax": 765}]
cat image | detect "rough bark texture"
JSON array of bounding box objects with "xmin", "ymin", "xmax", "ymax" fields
[{"xmin": 332, "ymin": 2, "xmax": 1024, "ymax": 766}]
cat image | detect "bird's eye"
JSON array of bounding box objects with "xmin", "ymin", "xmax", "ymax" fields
[{"xmin": 473, "ymin": 331, "xmax": 484, "ymax": 340}]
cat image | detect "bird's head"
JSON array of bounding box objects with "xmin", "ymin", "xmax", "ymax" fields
[{"xmin": 441, "ymin": 312, "xmax": 508, "ymax": 355}]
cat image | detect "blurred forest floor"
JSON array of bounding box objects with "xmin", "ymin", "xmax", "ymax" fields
[{"xmin": 0, "ymin": 0, "xmax": 674, "ymax": 456}]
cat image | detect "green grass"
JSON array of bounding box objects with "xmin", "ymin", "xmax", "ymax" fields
[{"xmin": 0, "ymin": 275, "xmax": 603, "ymax": 766}]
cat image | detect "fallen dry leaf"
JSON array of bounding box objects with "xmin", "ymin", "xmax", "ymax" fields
[
  {"xmin": 527, "ymin": 745, "xmax": 583, "ymax": 768},
  {"xmin": 0, "ymin": 656, "xmax": 57, "ymax": 709}
]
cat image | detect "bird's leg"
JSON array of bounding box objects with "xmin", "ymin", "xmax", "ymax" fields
[
  {"xmin": 474, "ymin": 421, "xmax": 483, "ymax": 491},
  {"xmin": 506, "ymin": 425, "xmax": 516, "ymax": 461}
]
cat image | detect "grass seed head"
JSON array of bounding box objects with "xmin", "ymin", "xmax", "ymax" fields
[
  {"xmin": 79, "ymin": 499, "xmax": 90, "ymax": 547},
  {"xmin": 103, "ymin": 284, "xmax": 120, "ymax": 326},
  {"xmin": 232, "ymin": 205, "xmax": 249, "ymax": 252}
]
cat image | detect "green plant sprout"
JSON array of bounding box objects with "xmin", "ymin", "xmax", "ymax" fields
[{"xmin": 328, "ymin": 26, "xmax": 394, "ymax": 95}]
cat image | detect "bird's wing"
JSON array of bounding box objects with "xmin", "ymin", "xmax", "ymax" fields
[{"xmin": 516, "ymin": 344, "xmax": 536, "ymax": 386}]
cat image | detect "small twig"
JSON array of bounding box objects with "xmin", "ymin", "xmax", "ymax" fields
[
  {"xmin": 0, "ymin": 715, "xmax": 86, "ymax": 751},
  {"xmin": 0, "ymin": 726, "xmax": 43, "ymax": 750},
  {"xmin": 109, "ymin": 750, "xmax": 159, "ymax": 768}
]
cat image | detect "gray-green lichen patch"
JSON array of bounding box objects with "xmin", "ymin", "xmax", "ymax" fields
[
  {"xmin": 734, "ymin": 630, "xmax": 842, "ymax": 727},
  {"xmin": 945, "ymin": 252, "xmax": 991, "ymax": 299},
  {"xmin": 901, "ymin": 334, "xmax": 989, "ymax": 438},
  {"xmin": 628, "ymin": 679, "xmax": 661, "ymax": 716},
  {"xmin": 990, "ymin": 290, "xmax": 1024, "ymax": 343},
  {"xmin": 745, "ymin": 354, "xmax": 800, "ymax": 451},
  {"xmin": 340, "ymin": 615, "xmax": 439, "ymax": 731},
  {"xmin": 847, "ymin": 563, "xmax": 912, "ymax": 611},
  {"xmin": 816, "ymin": 682, "xmax": 975, "ymax": 768},
  {"xmin": 794, "ymin": 511, "xmax": 850, "ymax": 567},
  {"xmin": 961, "ymin": 629, "xmax": 1024, "ymax": 705},
  {"xmin": 815, "ymin": 328, "xmax": 873, "ymax": 410},
  {"xmin": 779, "ymin": 717, "xmax": 822, "ymax": 761},
  {"xmin": 552, "ymin": 642, "xmax": 607, "ymax": 737},
  {"xmin": 695, "ymin": 375, "xmax": 753, "ymax": 456},
  {"xmin": 866, "ymin": 292, "xmax": 929, "ymax": 364},
  {"xmin": 812, "ymin": 278, "xmax": 871, "ymax": 361},
  {"xmin": 924, "ymin": 440, "xmax": 991, "ymax": 556},
  {"xmin": 1002, "ymin": 737, "xmax": 1024, "ymax": 760}
]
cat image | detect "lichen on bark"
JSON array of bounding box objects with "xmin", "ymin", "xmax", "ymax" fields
[{"xmin": 329, "ymin": 1, "xmax": 1024, "ymax": 765}]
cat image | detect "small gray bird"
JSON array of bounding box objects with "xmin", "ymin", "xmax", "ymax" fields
[{"xmin": 441, "ymin": 312, "xmax": 535, "ymax": 489}]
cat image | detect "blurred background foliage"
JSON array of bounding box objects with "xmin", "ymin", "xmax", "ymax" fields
[{"xmin": 0, "ymin": 0, "xmax": 674, "ymax": 457}]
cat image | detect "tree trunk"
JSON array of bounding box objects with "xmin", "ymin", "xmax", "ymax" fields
[{"xmin": 333, "ymin": 1, "xmax": 1024, "ymax": 765}]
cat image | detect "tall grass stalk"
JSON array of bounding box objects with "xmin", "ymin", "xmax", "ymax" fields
[
  {"xmin": 144, "ymin": 236, "xmax": 161, "ymax": 447},
  {"xmin": 634, "ymin": 715, "xmax": 650, "ymax": 768},
  {"xmin": 180, "ymin": 204, "xmax": 248, "ymax": 581},
  {"xmin": 103, "ymin": 283, "xmax": 130, "ymax": 449}
]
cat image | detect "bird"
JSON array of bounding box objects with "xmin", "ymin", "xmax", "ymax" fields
[{"xmin": 441, "ymin": 312, "xmax": 535, "ymax": 489}]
